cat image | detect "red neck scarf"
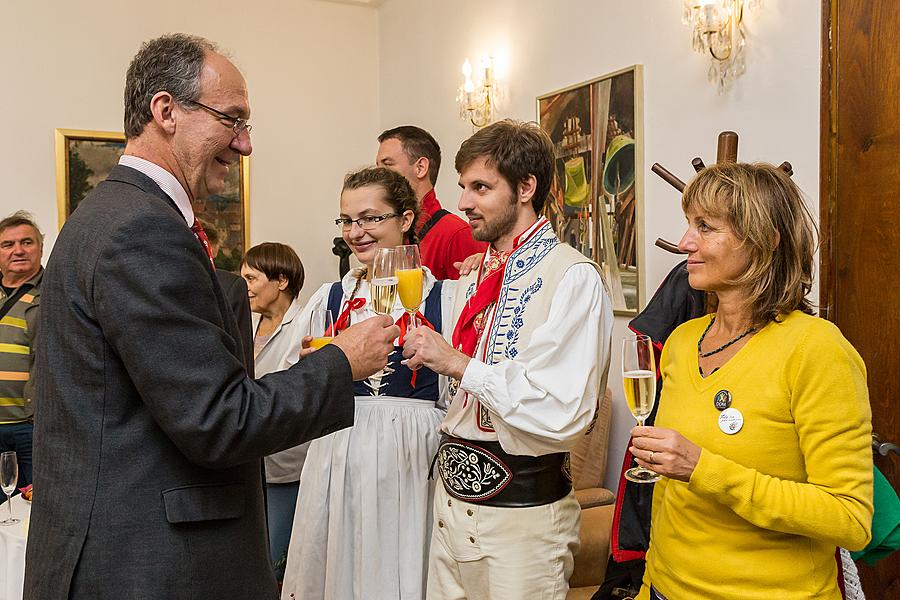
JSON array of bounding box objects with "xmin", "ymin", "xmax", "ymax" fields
[
  {"xmin": 451, "ymin": 247, "xmax": 510, "ymax": 358},
  {"xmin": 450, "ymin": 220, "xmax": 546, "ymax": 358}
]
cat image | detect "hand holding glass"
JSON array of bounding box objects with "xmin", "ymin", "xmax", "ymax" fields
[
  {"xmin": 309, "ymin": 308, "xmax": 334, "ymax": 350},
  {"xmin": 623, "ymin": 335, "xmax": 660, "ymax": 483},
  {"xmin": 0, "ymin": 451, "xmax": 19, "ymax": 525},
  {"xmin": 396, "ymin": 245, "xmax": 423, "ymax": 327}
]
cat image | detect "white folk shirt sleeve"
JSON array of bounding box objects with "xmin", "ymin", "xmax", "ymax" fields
[{"xmin": 457, "ymin": 263, "xmax": 613, "ymax": 456}]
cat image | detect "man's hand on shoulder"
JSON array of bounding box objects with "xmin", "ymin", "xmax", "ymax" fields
[
  {"xmin": 452, "ymin": 252, "xmax": 484, "ymax": 277},
  {"xmin": 330, "ymin": 315, "xmax": 399, "ymax": 380}
]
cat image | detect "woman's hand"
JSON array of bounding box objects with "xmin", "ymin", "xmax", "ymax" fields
[
  {"xmin": 630, "ymin": 426, "xmax": 702, "ymax": 482},
  {"xmin": 298, "ymin": 336, "xmax": 318, "ymax": 360}
]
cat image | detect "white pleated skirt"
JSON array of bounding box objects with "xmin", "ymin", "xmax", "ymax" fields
[{"xmin": 281, "ymin": 396, "xmax": 445, "ymax": 600}]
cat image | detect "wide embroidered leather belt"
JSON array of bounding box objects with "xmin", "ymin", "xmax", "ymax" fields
[{"xmin": 437, "ymin": 437, "xmax": 571, "ymax": 508}]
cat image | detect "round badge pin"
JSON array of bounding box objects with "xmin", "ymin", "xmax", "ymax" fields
[
  {"xmin": 714, "ymin": 390, "xmax": 732, "ymax": 411},
  {"xmin": 718, "ymin": 407, "xmax": 744, "ymax": 435}
]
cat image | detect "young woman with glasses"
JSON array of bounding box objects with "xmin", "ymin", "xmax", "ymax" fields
[{"xmin": 281, "ymin": 167, "xmax": 452, "ymax": 600}]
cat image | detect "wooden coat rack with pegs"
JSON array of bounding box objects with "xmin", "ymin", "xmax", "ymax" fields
[{"xmin": 650, "ymin": 131, "xmax": 794, "ymax": 254}]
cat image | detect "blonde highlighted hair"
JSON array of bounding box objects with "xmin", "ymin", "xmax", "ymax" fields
[{"xmin": 681, "ymin": 162, "xmax": 817, "ymax": 327}]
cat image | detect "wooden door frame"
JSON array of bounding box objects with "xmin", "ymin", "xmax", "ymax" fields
[{"xmin": 819, "ymin": 0, "xmax": 836, "ymax": 320}]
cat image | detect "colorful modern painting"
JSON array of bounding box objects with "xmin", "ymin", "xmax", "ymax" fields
[
  {"xmin": 537, "ymin": 66, "xmax": 644, "ymax": 315},
  {"xmin": 54, "ymin": 128, "xmax": 250, "ymax": 271}
]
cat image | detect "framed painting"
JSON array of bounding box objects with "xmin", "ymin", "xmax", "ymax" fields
[
  {"xmin": 54, "ymin": 128, "xmax": 250, "ymax": 271},
  {"xmin": 537, "ymin": 65, "xmax": 644, "ymax": 315}
]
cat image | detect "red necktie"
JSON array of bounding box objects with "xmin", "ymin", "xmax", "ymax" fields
[{"xmin": 190, "ymin": 219, "xmax": 216, "ymax": 269}]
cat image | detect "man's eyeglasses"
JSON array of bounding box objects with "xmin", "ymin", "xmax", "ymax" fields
[
  {"xmin": 187, "ymin": 100, "xmax": 252, "ymax": 136},
  {"xmin": 335, "ymin": 213, "xmax": 400, "ymax": 231}
]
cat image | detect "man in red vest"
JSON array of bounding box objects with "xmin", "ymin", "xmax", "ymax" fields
[{"xmin": 377, "ymin": 125, "xmax": 486, "ymax": 279}]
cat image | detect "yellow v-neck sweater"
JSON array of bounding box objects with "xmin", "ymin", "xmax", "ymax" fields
[{"xmin": 639, "ymin": 311, "xmax": 873, "ymax": 600}]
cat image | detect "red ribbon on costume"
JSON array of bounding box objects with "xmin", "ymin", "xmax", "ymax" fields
[
  {"xmin": 398, "ymin": 311, "xmax": 436, "ymax": 389},
  {"xmin": 190, "ymin": 218, "xmax": 216, "ymax": 269},
  {"xmin": 328, "ymin": 297, "xmax": 366, "ymax": 335}
]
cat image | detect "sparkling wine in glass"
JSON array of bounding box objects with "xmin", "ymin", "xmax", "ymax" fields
[
  {"xmin": 0, "ymin": 451, "xmax": 19, "ymax": 525},
  {"xmin": 309, "ymin": 308, "xmax": 335, "ymax": 350},
  {"xmin": 396, "ymin": 245, "xmax": 424, "ymax": 327},
  {"xmin": 371, "ymin": 248, "xmax": 399, "ymax": 315},
  {"xmin": 370, "ymin": 248, "xmax": 399, "ymax": 374},
  {"xmin": 623, "ymin": 334, "xmax": 660, "ymax": 484}
]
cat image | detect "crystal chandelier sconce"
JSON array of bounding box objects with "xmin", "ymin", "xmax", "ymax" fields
[
  {"xmin": 457, "ymin": 56, "xmax": 495, "ymax": 129},
  {"xmin": 682, "ymin": 0, "xmax": 760, "ymax": 93}
]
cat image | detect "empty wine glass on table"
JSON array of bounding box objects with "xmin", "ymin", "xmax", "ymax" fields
[
  {"xmin": 0, "ymin": 451, "xmax": 19, "ymax": 525},
  {"xmin": 623, "ymin": 334, "xmax": 660, "ymax": 483},
  {"xmin": 370, "ymin": 248, "xmax": 399, "ymax": 374},
  {"xmin": 309, "ymin": 308, "xmax": 335, "ymax": 350},
  {"xmin": 396, "ymin": 245, "xmax": 424, "ymax": 327}
]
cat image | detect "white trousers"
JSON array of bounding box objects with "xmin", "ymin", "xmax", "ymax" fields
[{"xmin": 426, "ymin": 483, "xmax": 581, "ymax": 600}]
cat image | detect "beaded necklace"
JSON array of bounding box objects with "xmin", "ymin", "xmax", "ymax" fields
[{"xmin": 697, "ymin": 316, "xmax": 756, "ymax": 358}]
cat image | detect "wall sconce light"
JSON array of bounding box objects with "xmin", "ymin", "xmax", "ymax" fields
[
  {"xmin": 682, "ymin": 0, "xmax": 760, "ymax": 92},
  {"xmin": 457, "ymin": 56, "xmax": 495, "ymax": 129}
]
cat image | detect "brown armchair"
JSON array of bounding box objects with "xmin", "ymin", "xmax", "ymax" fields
[{"xmin": 567, "ymin": 388, "xmax": 616, "ymax": 600}]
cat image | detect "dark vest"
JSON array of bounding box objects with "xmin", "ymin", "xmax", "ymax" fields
[{"xmin": 327, "ymin": 279, "xmax": 443, "ymax": 400}]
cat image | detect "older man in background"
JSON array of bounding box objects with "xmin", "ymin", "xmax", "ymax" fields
[{"xmin": 0, "ymin": 211, "xmax": 43, "ymax": 491}]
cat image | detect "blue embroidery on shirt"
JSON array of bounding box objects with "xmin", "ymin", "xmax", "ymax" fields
[{"xmin": 505, "ymin": 278, "xmax": 542, "ymax": 359}]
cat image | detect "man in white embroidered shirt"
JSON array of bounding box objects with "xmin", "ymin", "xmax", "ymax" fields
[{"xmin": 403, "ymin": 119, "xmax": 613, "ymax": 599}]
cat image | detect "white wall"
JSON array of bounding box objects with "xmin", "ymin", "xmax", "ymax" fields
[
  {"xmin": 377, "ymin": 0, "xmax": 821, "ymax": 490},
  {"xmin": 1, "ymin": 0, "xmax": 380, "ymax": 305}
]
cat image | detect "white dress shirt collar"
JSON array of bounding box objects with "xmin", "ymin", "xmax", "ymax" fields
[{"xmin": 118, "ymin": 155, "xmax": 194, "ymax": 226}]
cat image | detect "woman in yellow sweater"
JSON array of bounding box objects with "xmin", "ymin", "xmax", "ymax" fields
[{"xmin": 631, "ymin": 162, "xmax": 873, "ymax": 599}]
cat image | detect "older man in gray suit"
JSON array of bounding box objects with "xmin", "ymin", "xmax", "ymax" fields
[{"xmin": 24, "ymin": 34, "xmax": 398, "ymax": 600}]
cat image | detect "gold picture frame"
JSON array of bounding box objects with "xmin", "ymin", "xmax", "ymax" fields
[
  {"xmin": 54, "ymin": 128, "xmax": 250, "ymax": 271},
  {"xmin": 537, "ymin": 65, "xmax": 644, "ymax": 316}
]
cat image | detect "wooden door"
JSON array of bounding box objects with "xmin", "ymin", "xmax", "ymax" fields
[{"xmin": 821, "ymin": 0, "xmax": 900, "ymax": 597}]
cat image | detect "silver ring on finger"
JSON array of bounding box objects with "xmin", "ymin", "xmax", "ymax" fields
[{"xmin": 648, "ymin": 451, "xmax": 655, "ymax": 464}]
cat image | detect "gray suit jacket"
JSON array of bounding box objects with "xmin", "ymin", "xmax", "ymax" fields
[{"xmin": 25, "ymin": 165, "xmax": 353, "ymax": 599}]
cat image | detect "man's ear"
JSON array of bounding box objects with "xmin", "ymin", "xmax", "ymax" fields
[
  {"xmin": 414, "ymin": 156, "xmax": 430, "ymax": 182},
  {"xmin": 149, "ymin": 91, "xmax": 177, "ymax": 135},
  {"xmin": 518, "ymin": 174, "xmax": 537, "ymax": 206}
]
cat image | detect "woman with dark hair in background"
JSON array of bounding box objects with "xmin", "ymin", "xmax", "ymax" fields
[
  {"xmin": 631, "ymin": 163, "xmax": 873, "ymax": 600},
  {"xmin": 281, "ymin": 167, "xmax": 451, "ymax": 600},
  {"xmin": 240, "ymin": 242, "xmax": 307, "ymax": 582}
]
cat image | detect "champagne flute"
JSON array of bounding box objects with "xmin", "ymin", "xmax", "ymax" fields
[
  {"xmin": 0, "ymin": 451, "xmax": 19, "ymax": 525},
  {"xmin": 309, "ymin": 308, "xmax": 335, "ymax": 350},
  {"xmin": 623, "ymin": 334, "xmax": 660, "ymax": 483},
  {"xmin": 396, "ymin": 245, "xmax": 423, "ymax": 327},
  {"xmin": 370, "ymin": 248, "xmax": 399, "ymax": 374}
]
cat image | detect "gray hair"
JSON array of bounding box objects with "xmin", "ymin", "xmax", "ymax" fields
[
  {"xmin": 123, "ymin": 33, "xmax": 218, "ymax": 139},
  {"xmin": 0, "ymin": 211, "xmax": 43, "ymax": 243}
]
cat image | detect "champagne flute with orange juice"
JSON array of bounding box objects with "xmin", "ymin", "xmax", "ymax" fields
[
  {"xmin": 396, "ymin": 245, "xmax": 423, "ymax": 327},
  {"xmin": 309, "ymin": 308, "xmax": 335, "ymax": 350}
]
